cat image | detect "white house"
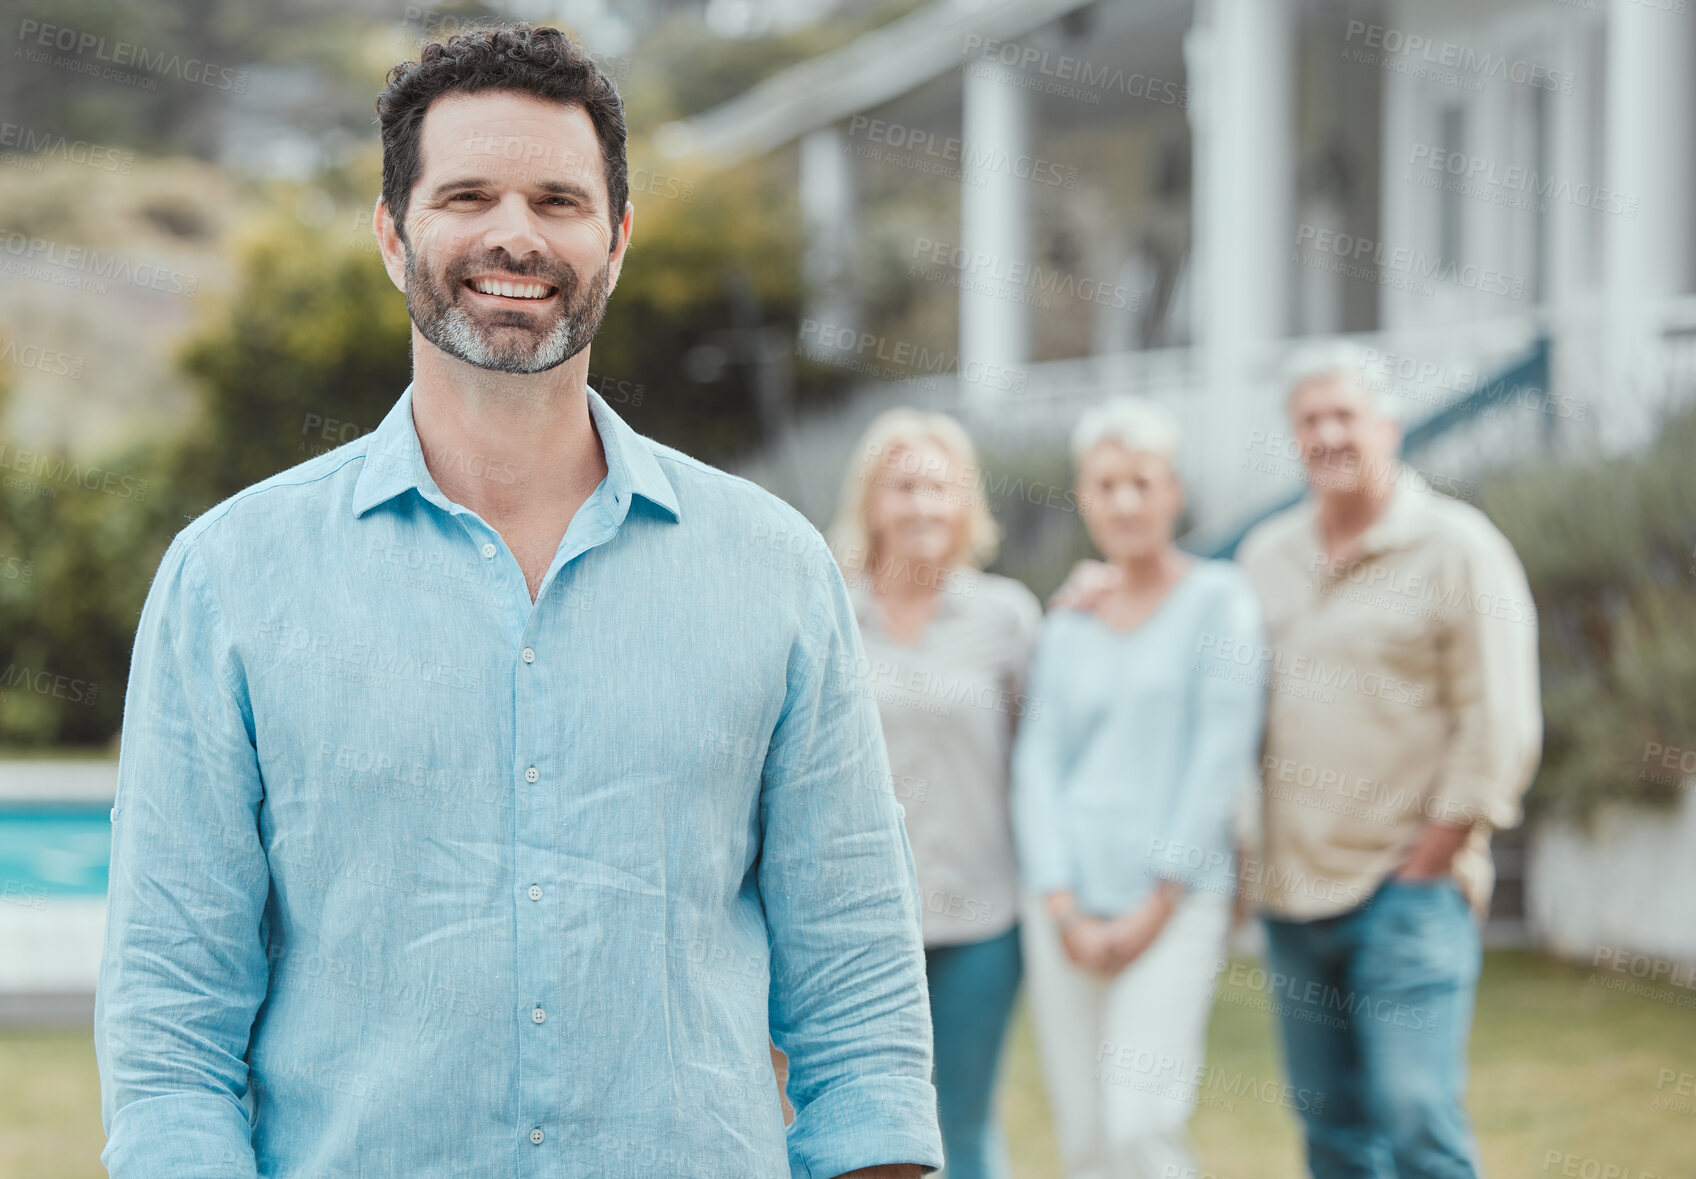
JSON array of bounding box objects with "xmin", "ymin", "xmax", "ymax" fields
[{"xmin": 658, "ymin": 0, "xmax": 1696, "ymax": 957}]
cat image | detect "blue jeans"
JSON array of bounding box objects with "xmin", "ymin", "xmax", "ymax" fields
[
  {"xmin": 924, "ymin": 925, "xmax": 1023, "ymax": 1179},
  {"xmin": 1264, "ymin": 878, "xmax": 1484, "ymax": 1179}
]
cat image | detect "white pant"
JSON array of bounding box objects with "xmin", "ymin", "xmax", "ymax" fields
[{"xmin": 1020, "ymin": 890, "xmax": 1231, "ymax": 1179}]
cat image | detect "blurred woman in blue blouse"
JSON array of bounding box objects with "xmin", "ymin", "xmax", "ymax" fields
[{"xmin": 1012, "ymin": 396, "xmax": 1267, "ymax": 1179}]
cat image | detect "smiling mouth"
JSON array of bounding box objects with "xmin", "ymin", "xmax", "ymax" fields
[{"xmin": 464, "ymin": 276, "xmax": 559, "ymax": 301}]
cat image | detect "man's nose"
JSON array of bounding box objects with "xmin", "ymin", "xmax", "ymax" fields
[
  {"xmin": 480, "ymin": 192, "xmax": 547, "ymax": 260},
  {"xmin": 1111, "ymin": 485, "xmax": 1144, "ymax": 513},
  {"xmin": 1312, "ymin": 419, "xmax": 1350, "ymax": 452}
]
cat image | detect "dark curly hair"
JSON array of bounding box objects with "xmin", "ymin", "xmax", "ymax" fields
[{"xmin": 376, "ymin": 23, "xmax": 628, "ymax": 248}]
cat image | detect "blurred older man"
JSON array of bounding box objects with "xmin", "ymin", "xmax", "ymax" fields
[{"xmin": 1234, "ymin": 348, "xmax": 1542, "ymax": 1179}]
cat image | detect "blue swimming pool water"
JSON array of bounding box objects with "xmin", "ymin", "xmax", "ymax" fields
[{"xmin": 0, "ymin": 806, "xmax": 111, "ymax": 897}]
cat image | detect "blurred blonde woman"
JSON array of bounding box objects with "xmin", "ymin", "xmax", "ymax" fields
[
  {"xmin": 829, "ymin": 409, "xmax": 1042, "ymax": 1179},
  {"xmin": 1011, "ymin": 397, "xmax": 1267, "ymax": 1178}
]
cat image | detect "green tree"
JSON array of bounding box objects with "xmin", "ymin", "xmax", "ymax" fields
[
  {"xmin": 1482, "ymin": 405, "xmax": 1696, "ymax": 819},
  {"xmin": 174, "ymin": 214, "xmax": 413, "ymax": 509}
]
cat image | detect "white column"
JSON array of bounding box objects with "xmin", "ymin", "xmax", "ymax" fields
[
  {"xmin": 799, "ymin": 126, "xmax": 858, "ymax": 339},
  {"xmin": 1187, "ymin": 0, "xmax": 1295, "ymax": 512},
  {"xmin": 1603, "ymin": 0, "xmax": 1694, "ymax": 448},
  {"xmin": 959, "ymin": 57, "xmax": 1031, "ymax": 395}
]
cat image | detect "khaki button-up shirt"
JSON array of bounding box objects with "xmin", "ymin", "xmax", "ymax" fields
[{"xmin": 1236, "ymin": 469, "xmax": 1542, "ymax": 919}]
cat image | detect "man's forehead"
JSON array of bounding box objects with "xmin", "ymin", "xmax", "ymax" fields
[
  {"xmin": 1289, "ymin": 371, "xmax": 1373, "ymax": 416},
  {"xmin": 418, "ymin": 91, "xmax": 605, "ymax": 186}
]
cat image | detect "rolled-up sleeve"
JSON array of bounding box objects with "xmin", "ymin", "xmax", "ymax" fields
[
  {"xmin": 95, "ymin": 534, "xmax": 269, "ymax": 1179},
  {"xmin": 757, "ymin": 541, "xmax": 943, "ymax": 1179},
  {"xmin": 1428, "ymin": 526, "xmax": 1544, "ymax": 830}
]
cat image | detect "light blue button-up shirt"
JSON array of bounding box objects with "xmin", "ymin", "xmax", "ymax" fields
[{"xmin": 94, "ymin": 384, "xmax": 942, "ymax": 1179}]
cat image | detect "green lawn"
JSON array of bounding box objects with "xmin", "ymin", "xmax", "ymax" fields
[
  {"xmin": 7, "ymin": 951, "xmax": 1695, "ymax": 1178},
  {"xmin": 1004, "ymin": 950, "xmax": 1696, "ymax": 1179}
]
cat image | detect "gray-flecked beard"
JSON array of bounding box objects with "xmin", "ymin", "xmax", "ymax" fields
[{"xmin": 403, "ymin": 244, "xmax": 611, "ymax": 375}]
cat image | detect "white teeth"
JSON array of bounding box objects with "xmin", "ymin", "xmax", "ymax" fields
[{"xmin": 472, "ymin": 279, "xmax": 551, "ymax": 299}]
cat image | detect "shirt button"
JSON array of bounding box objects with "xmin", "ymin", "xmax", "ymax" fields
[
  {"xmin": 525, "ymin": 767, "xmax": 539, "ymax": 783},
  {"xmin": 531, "ymin": 1006, "xmax": 546, "ymax": 1023},
  {"xmin": 528, "ymin": 884, "xmax": 543, "ymax": 901},
  {"xmin": 529, "ymin": 1127, "xmax": 544, "ymax": 1145},
  {"xmin": 481, "ymin": 542, "xmax": 496, "ymax": 559},
  {"xmin": 521, "ymin": 647, "xmax": 536, "ymax": 663}
]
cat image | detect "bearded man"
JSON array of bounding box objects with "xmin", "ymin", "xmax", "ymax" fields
[{"xmin": 94, "ymin": 24, "xmax": 941, "ymax": 1179}]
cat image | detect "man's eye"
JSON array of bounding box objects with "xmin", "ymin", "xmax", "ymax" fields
[{"xmin": 451, "ymin": 193, "xmax": 485, "ymax": 202}]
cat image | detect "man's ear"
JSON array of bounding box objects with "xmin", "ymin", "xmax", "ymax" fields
[
  {"xmin": 606, "ymin": 200, "xmax": 635, "ymax": 293},
  {"xmin": 373, "ymin": 198, "xmax": 408, "ymax": 294}
]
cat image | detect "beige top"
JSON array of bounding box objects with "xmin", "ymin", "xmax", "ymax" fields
[
  {"xmin": 848, "ymin": 569, "xmax": 1042, "ymax": 945},
  {"xmin": 1235, "ymin": 470, "xmax": 1542, "ymax": 920}
]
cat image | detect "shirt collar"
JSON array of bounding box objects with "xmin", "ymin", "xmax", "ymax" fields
[
  {"xmin": 1298, "ymin": 463, "xmax": 1435, "ymax": 562},
  {"xmin": 352, "ymin": 383, "xmax": 681, "ymax": 524},
  {"xmin": 1352, "ymin": 465, "xmax": 1434, "ymax": 557}
]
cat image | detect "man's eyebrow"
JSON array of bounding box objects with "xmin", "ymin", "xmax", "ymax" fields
[{"xmin": 428, "ymin": 176, "xmax": 600, "ymax": 204}]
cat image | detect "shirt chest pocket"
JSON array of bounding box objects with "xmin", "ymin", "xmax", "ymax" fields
[{"xmin": 1336, "ymin": 593, "xmax": 1443, "ymax": 689}]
